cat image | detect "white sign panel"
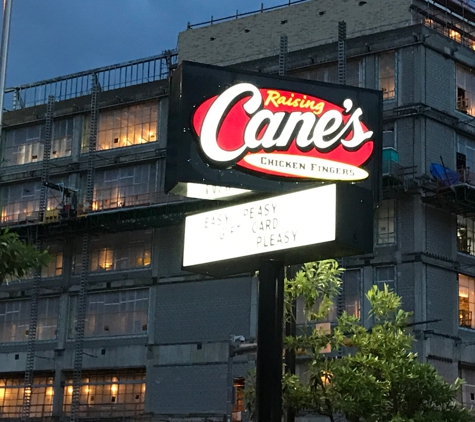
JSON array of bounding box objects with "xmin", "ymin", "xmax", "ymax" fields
[
  {"xmin": 183, "ymin": 184, "xmax": 336, "ymax": 266},
  {"xmin": 185, "ymin": 183, "xmax": 251, "ymax": 200}
]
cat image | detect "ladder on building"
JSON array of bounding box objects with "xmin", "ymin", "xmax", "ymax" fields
[
  {"xmin": 338, "ymin": 21, "xmax": 347, "ymax": 85},
  {"xmin": 70, "ymin": 74, "xmax": 99, "ymax": 422},
  {"xmin": 20, "ymin": 95, "xmax": 55, "ymax": 421}
]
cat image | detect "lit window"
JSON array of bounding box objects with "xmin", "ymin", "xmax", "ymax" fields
[
  {"xmin": 92, "ymin": 163, "xmax": 157, "ymax": 211},
  {"xmin": 63, "ymin": 370, "xmax": 145, "ymax": 418},
  {"xmin": 0, "ymin": 374, "xmax": 53, "ymax": 418},
  {"xmin": 0, "ymin": 298, "xmax": 59, "ymax": 342},
  {"xmin": 41, "ymin": 245, "xmax": 63, "ymax": 278},
  {"xmin": 460, "ymin": 367, "xmax": 475, "ymax": 406},
  {"xmin": 343, "ymin": 269, "xmax": 361, "ymax": 318},
  {"xmin": 74, "ymin": 230, "xmax": 152, "ymax": 274},
  {"xmin": 456, "ymin": 64, "xmax": 475, "ymax": 116},
  {"xmin": 449, "ymin": 29, "xmax": 462, "ymax": 43},
  {"xmin": 84, "ymin": 102, "xmax": 158, "ymax": 152},
  {"xmin": 379, "ymin": 52, "xmax": 396, "ymax": 100},
  {"xmin": 69, "ymin": 289, "xmax": 149, "ymax": 338},
  {"xmin": 375, "ymin": 199, "xmax": 396, "ymax": 245},
  {"xmin": 0, "ymin": 182, "xmax": 41, "ymax": 224},
  {"xmin": 5, "ymin": 242, "xmax": 63, "ymax": 283},
  {"xmin": 458, "ymin": 215, "xmax": 475, "ymax": 255},
  {"xmin": 3, "ymin": 119, "xmax": 73, "ymax": 167},
  {"xmin": 459, "ymin": 274, "xmax": 475, "ymax": 328},
  {"xmin": 375, "ymin": 266, "xmax": 395, "ymax": 291},
  {"xmin": 1, "ymin": 178, "xmax": 74, "ymax": 225},
  {"xmin": 232, "ymin": 377, "xmax": 245, "ymax": 422}
]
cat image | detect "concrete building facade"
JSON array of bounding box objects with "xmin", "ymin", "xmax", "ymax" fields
[{"xmin": 1, "ymin": 0, "xmax": 475, "ymax": 420}]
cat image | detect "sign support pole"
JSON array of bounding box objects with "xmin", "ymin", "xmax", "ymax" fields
[{"xmin": 256, "ymin": 259, "xmax": 284, "ymax": 422}]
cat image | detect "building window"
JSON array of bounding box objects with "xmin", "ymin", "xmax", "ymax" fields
[
  {"xmin": 291, "ymin": 62, "xmax": 338, "ymax": 83},
  {"xmin": 0, "ymin": 182, "xmax": 41, "ymax": 224},
  {"xmin": 460, "ymin": 367, "xmax": 475, "ymax": 406},
  {"xmin": 41, "ymin": 243, "xmax": 63, "ymax": 278},
  {"xmin": 233, "ymin": 377, "xmax": 245, "ymax": 422},
  {"xmin": 1, "ymin": 178, "xmax": 74, "ymax": 224},
  {"xmin": 63, "ymin": 369, "xmax": 145, "ymax": 418},
  {"xmin": 92, "ymin": 163, "xmax": 157, "ymax": 211},
  {"xmin": 83, "ymin": 102, "xmax": 158, "ymax": 152},
  {"xmin": 456, "ymin": 64, "xmax": 475, "ymax": 116},
  {"xmin": 383, "ymin": 124, "xmax": 396, "ymax": 149},
  {"xmin": 295, "ymin": 297, "xmax": 337, "ymax": 325},
  {"xmin": 290, "ymin": 58, "xmax": 363, "ymax": 87},
  {"xmin": 459, "ymin": 274, "xmax": 475, "ymax": 328},
  {"xmin": 379, "ymin": 52, "xmax": 396, "ymax": 100},
  {"xmin": 0, "ymin": 374, "xmax": 54, "ymax": 418},
  {"xmin": 73, "ymin": 230, "xmax": 152, "ymax": 274},
  {"xmin": 343, "ymin": 269, "xmax": 361, "ymax": 318},
  {"xmin": 3, "ymin": 119, "xmax": 73, "ymax": 166},
  {"xmin": 69, "ymin": 289, "xmax": 149, "ymax": 338},
  {"xmin": 346, "ymin": 59, "xmax": 365, "ymax": 88},
  {"xmin": 458, "ymin": 215, "xmax": 475, "ymax": 255},
  {"xmin": 0, "ymin": 298, "xmax": 59, "ymax": 343},
  {"xmin": 375, "ymin": 199, "xmax": 396, "ymax": 245},
  {"xmin": 5, "ymin": 242, "xmax": 63, "ymax": 284},
  {"xmin": 375, "ymin": 266, "xmax": 395, "ymax": 291}
]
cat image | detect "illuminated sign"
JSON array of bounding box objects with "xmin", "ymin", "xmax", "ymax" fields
[
  {"xmin": 182, "ymin": 183, "xmax": 251, "ymax": 200},
  {"xmin": 183, "ymin": 183, "xmax": 373, "ymax": 277},
  {"xmin": 165, "ymin": 61, "xmax": 383, "ymax": 200},
  {"xmin": 184, "ymin": 184, "xmax": 336, "ymax": 266},
  {"xmin": 192, "ymin": 85, "xmax": 373, "ymax": 181}
]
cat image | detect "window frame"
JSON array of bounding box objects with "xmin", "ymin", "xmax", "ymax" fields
[
  {"xmin": 378, "ymin": 51, "xmax": 396, "ymax": 100},
  {"xmin": 459, "ymin": 273, "xmax": 475, "ymax": 329},
  {"xmin": 62, "ymin": 369, "xmax": 145, "ymax": 418},
  {"xmin": 375, "ymin": 199, "xmax": 396, "ymax": 245},
  {"xmin": 68, "ymin": 288, "xmax": 149, "ymax": 339},
  {"xmin": 375, "ymin": 265, "xmax": 396, "ymax": 291},
  {"xmin": 343, "ymin": 269, "xmax": 362, "ymax": 318},
  {"xmin": 0, "ymin": 373, "xmax": 54, "ymax": 418}
]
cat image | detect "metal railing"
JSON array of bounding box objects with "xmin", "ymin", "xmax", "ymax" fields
[
  {"xmin": 187, "ymin": 0, "xmax": 310, "ymax": 28},
  {"xmin": 3, "ymin": 50, "xmax": 177, "ymax": 111}
]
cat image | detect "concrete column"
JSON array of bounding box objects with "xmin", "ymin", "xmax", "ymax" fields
[
  {"xmin": 158, "ymin": 97, "xmax": 168, "ymax": 149},
  {"xmin": 71, "ymin": 115, "xmax": 83, "ymax": 161},
  {"xmin": 51, "ymin": 367, "xmax": 65, "ymax": 419}
]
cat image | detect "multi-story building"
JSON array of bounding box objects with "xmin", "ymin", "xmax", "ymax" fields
[{"xmin": 2, "ymin": 0, "xmax": 475, "ymax": 420}]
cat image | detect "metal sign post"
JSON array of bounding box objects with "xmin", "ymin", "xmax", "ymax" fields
[{"xmin": 256, "ymin": 260, "xmax": 284, "ymax": 422}]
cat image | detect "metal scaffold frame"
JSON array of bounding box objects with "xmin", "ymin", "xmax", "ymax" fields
[
  {"xmin": 70, "ymin": 75, "xmax": 99, "ymax": 422},
  {"xmin": 20, "ymin": 95, "xmax": 55, "ymax": 421},
  {"xmin": 412, "ymin": 0, "xmax": 475, "ymax": 49}
]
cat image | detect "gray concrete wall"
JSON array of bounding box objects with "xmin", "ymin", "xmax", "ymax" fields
[
  {"xmin": 148, "ymin": 363, "xmax": 240, "ymax": 415},
  {"xmin": 155, "ymin": 276, "xmax": 253, "ymax": 344},
  {"xmin": 178, "ymin": 0, "xmax": 412, "ymax": 65}
]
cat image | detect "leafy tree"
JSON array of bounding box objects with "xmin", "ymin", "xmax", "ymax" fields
[
  {"xmin": 246, "ymin": 260, "xmax": 472, "ymax": 422},
  {"xmin": 0, "ymin": 229, "xmax": 50, "ymax": 283}
]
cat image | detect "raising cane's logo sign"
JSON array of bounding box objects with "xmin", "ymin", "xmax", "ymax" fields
[{"xmin": 192, "ymin": 83, "xmax": 374, "ymax": 181}]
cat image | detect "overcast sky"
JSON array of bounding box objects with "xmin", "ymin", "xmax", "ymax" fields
[{"xmin": 3, "ymin": 0, "xmax": 288, "ymax": 87}]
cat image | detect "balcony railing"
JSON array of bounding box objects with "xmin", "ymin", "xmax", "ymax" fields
[{"xmin": 0, "ymin": 190, "xmax": 185, "ymax": 226}]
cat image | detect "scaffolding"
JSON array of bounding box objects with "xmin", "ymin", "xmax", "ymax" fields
[
  {"xmin": 20, "ymin": 95, "xmax": 55, "ymax": 422},
  {"xmin": 412, "ymin": 0, "xmax": 475, "ymax": 49},
  {"xmin": 69, "ymin": 74, "xmax": 99, "ymax": 422},
  {"xmin": 0, "ymin": 52, "xmax": 199, "ymax": 420}
]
